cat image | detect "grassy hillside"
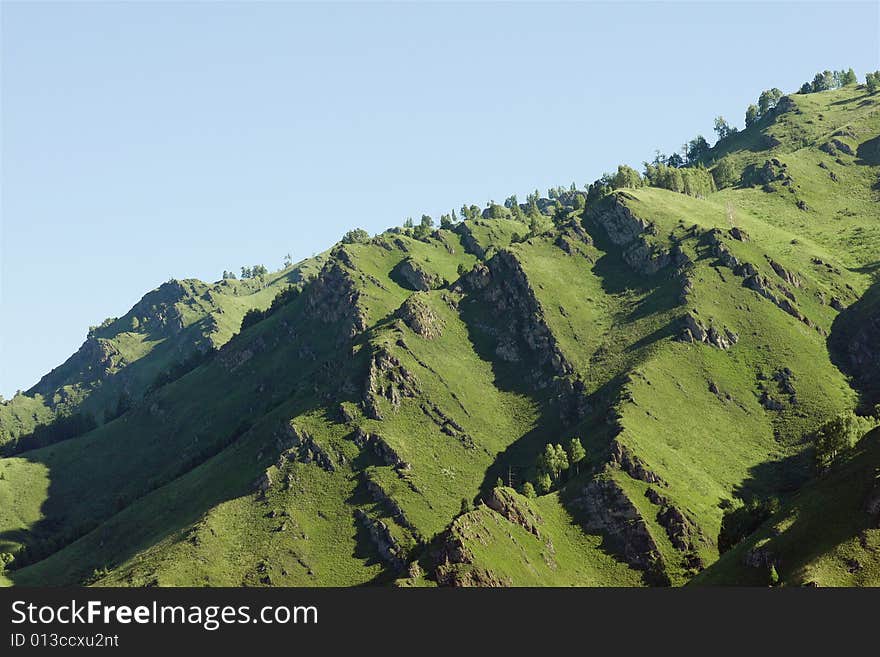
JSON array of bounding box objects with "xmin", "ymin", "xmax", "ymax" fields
[
  {"xmin": 0, "ymin": 254, "xmax": 326, "ymax": 451},
  {"xmin": 1, "ymin": 80, "xmax": 878, "ymax": 587}
]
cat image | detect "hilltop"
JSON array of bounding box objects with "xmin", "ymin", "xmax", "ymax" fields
[{"xmin": 1, "ymin": 75, "xmax": 878, "ymax": 587}]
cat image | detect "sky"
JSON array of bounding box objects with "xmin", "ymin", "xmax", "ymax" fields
[{"xmin": 1, "ymin": 1, "xmax": 879, "ymax": 397}]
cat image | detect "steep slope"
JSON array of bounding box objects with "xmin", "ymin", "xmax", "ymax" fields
[
  {"xmin": 0, "ymin": 255, "xmax": 326, "ymax": 452},
  {"xmin": 1, "ymin": 80, "xmax": 878, "ymax": 587}
]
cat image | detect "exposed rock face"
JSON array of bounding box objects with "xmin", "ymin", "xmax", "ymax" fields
[
  {"xmin": 484, "ymin": 487, "xmax": 543, "ymax": 538},
  {"xmin": 865, "ymin": 469, "xmax": 880, "ymax": 522},
  {"xmin": 459, "ymin": 250, "xmax": 573, "ymax": 385},
  {"xmin": 253, "ymin": 469, "xmax": 272, "ymax": 496},
  {"xmin": 396, "ymin": 294, "xmax": 444, "ymax": 339},
  {"xmin": 729, "ymin": 227, "xmax": 750, "ymax": 242},
  {"xmin": 429, "ymin": 512, "xmax": 512, "ymax": 587},
  {"xmin": 419, "ymin": 401, "xmax": 475, "ymax": 449},
  {"xmin": 364, "ymin": 476, "xmax": 416, "ymax": 532},
  {"xmin": 554, "ymin": 219, "xmax": 593, "ymax": 255},
  {"xmin": 678, "ymin": 312, "xmax": 738, "ymax": 349},
  {"xmin": 354, "ymin": 509, "xmax": 407, "ymax": 570},
  {"xmin": 305, "ymin": 261, "xmax": 367, "ymax": 338},
  {"xmin": 457, "ymin": 249, "xmax": 591, "ymax": 420},
  {"xmin": 574, "ymin": 476, "xmax": 669, "ymax": 583},
  {"xmin": 610, "ymin": 440, "xmax": 665, "ymax": 485},
  {"xmin": 363, "ymin": 348, "xmax": 421, "ymax": 420},
  {"xmin": 744, "ymin": 543, "xmax": 776, "ymax": 569},
  {"xmin": 394, "ymin": 257, "xmax": 443, "ymax": 291},
  {"xmin": 820, "ymin": 138, "xmax": 856, "ymax": 157},
  {"xmin": 589, "ymin": 196, "xmax": 672, "ymax": 275},
  {"xmin": 277, "ymin": 423, "xmax": 335, "ymax": 472},
  {"xmin": 452, "ymin": 222, "xmax": 486, "ymax": 258},
  {"xmin": 768, "ymin": 259, "xmax": 801, "ymax": 288},
  {"xmin": 352, "ymin": 427, "xmax": 410, "ymax": 470},
  {"xmin": 644, "ymin": 487, "xmax": 706, "ymax": 565}
]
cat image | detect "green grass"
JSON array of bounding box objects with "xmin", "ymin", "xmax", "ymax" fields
[{"xmin": 1, "ymin": 83, "xmax": 878, "ymax": 587}]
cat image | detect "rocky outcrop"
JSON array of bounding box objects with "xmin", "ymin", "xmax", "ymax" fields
[
  {"xmin": 743, "ymin": 541, "xmax": 777, "ymax": 569},
  {"xmin": 610, "ymin": 440, "xmax": 665, "ymax": 485},
  {"xmin": 277, "ymin": 423, "xmax": 335, "ymax": 473},
  {"xmin": 574, "ymin": 476, "xmax": 669, "ymax": 583},
  {"xmin": 677, "ymin": 312, "xmax": 738, "ymax": 350},
  {"xmin": 644, "ymin": 487, "xmax": 706, "ymax": 568},
  {"xmin": 419, "ymin": 401, "xmax": 475, "ymax": 449},
  {"xmin": 864, "ymin": 469, "xmax": 880, "ymax": 522},
  {"xmin": 253, "ymin": 469, "xmax": 272, "ymax": 496},
  {"xmin": 554, "ymin": 219, "xmax": 593, "ymax": 255},
  {"xmin": 363, "ymin": 348, "xmax": 421, "ymax": 420},
  {"xmin": 589, "ymin": 196, "xmax": 672, "ymax": 275},
  {"xmin": 352, "ymin": 427, "xmax": 410, "ymax": 471},
  {"xmin": 354, "ymin": 509, "xmax": 407, "ymax": 570},
  {"xmin": 305, "ymin": 261, "xmax": 367, "ymax": 338},
  {"xmin": 363, "ymin": 476, "xmax": 416, "ymax": 532},
  {"xmin": 452, "ymin": 222, "xmax": 486, "ymax": 258},
  {"xmin": 458, "ymin": 250, "xmax": 573, "ymax": 385},
  {"xmin": 484, "ymin": 487, "xmax": 543, "ymax": 538},
  {"xmin": 393, "ymin": 257, "xmax": 443, "ymax": 291},
  {"xmin": 820, "ymin": 138, "xmax": 855, "ymax": 157},
  {"xmin": 767, "ymin": 259, "xmax": 801, "ymax": 288},
  {"xmin": 430, "ymin": 513, "xmax": 510, "ymax": 587},
  {"xmin": 396, "ymin": 294, "xmax": 444, "ymax": 339}
]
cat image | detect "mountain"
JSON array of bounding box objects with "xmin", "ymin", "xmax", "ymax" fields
[{"xmin": 1, "ymin": 80, "xmax": 878, "ymax": 587}]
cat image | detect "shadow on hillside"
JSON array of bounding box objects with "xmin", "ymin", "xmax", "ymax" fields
[
  {"xmin": 828, "ymin": 276, "xmax": 880, "ymax": 412},
  {"xmin": 731, "ymin": 450, "xmax": 813, "ymax": 504},
  {"xmin": 856, "ymin": 135, "xmax": 880, "ymax": 166},
  {"xmin": 716, "ymin": 430, "xmax": 880, "ymax": 585},
  {"xmin": 0, "ymin": 305, "xmax": 361, "ymax": 585}
]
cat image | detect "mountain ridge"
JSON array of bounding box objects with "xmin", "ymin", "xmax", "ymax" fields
[{"xmin": 1, "ymin": 78, "xmax": 878, "ymax": 587}]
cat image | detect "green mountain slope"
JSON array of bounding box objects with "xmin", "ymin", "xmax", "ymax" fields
[
  {"xmin": 1, "ymin": 80, "xmax": 878, "ymax": 587},
  {"xmin": 0, "ymin": 255, "xmax": 326, "ymax": 451}
]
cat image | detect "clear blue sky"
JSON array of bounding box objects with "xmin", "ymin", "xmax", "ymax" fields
[{"xmin": 2, "ymin": 1, "xmax": 878, "ymax": 397}]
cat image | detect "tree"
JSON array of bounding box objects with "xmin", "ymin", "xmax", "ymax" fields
[
  {"xmin": 522, "ymin": 482, "xmax": 537, "ymax": 499},
  {"xmin": 440, "ymin": 214, "xmax": 453, "ymax": 229},
  {"xmin": 745, "ymin": 104, "xmax": 759, "ymax": 128},
  {"xmin": 811, "ymin": 70, "xmax": 834, "ymax": 92},
  {"xmin": 813, "ymin": 413, "xmax": 859, "ymax": 471},
  {"xmin": 758, "ymin": 88, "xmax": 782, "ymax": 116},
  {"xmin": 834, "ymin": 68, "xmax": 857, "ymax": 87},
  {"xmin": 712, "ymin": 158, "xmax": 739, "ymax": 189},
  {"xmin": 460, "ymin": 498, "xmax": 471, "ymax": 515},
  {"xmin": 283, "ymin": 253, "xmax": 292, "ymax": 268},
  {"xmin": 535, "ymin": 472, "xmax": 552, "ymax": 495},
  {"xmin": 222, "ymin": 270, "xmax": 237, "ymax": 280},
  {"xmin": 566, "ymin": 437, "xmax": 586, "ymax": 474},
  {"xmin": 554, "ymin": 444, "xmax": 569, "ymax": 477},
  {"xmin": 713, "ymin": 116, "xmax": 732, "ymax": 141},
  {"xmin": 611, "ymin": 164, "xmax": 644, "ymax": 189},
  {"xmin": 666, "ymin": 152, "xmax": 684, "ymax": 168},
  {"xmin": 686, "ymin": 135, "xmax": 710, "ymax": 164},
  {"xmin": 341, "ymin": 228, "xmax": 370, "ymax": 244},
  {"xmin": 867, "ymin": 71, "xmax": 880, "ymax": 94},
  {"xmin": 240, "ymin": 266, "xmax": 251, "ymax": 279},
  {"xmin": 404, "ymin": 217, "xmax": 414, "ymax": 229},
  {"xmin": 798, "ymin": 82, "xmax": 813, "ymax": 94}
]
